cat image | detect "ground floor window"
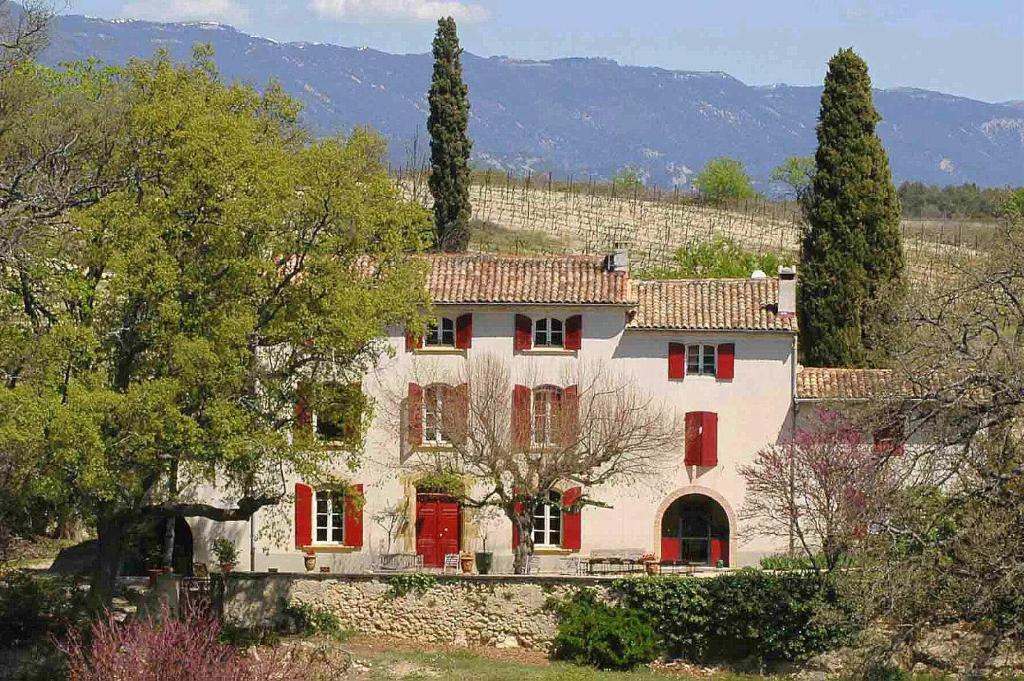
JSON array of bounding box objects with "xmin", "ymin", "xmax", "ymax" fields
[
  {"xmin": 315, "ymin": 490, "xmax": 345, "ymax": 544},
  {"xmin": 533, "ymin": 490, "xmax": 562, "ymax": 547}
]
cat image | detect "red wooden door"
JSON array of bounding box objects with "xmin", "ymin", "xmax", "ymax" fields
[
  {"xmin": 416, "ymin": 495, "xmax": 460, "ymax": 567},
  {"xmin": 660, "ymin": 537, "xmax": 681, "ymax": 562}
]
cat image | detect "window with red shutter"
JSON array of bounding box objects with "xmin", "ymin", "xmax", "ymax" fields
[
  {"xmin": 514, "ymin": 315, "xmax": 532, "ymax": 351},
  {"xmin": 560, "ymin": 385, "xmax": 579, "ymax": 446},
  {"xmin": 344, "ymin": 484, "xmax": 364, "ymax": 548},
  {"xmin": 561, "ymin": 487, "xmax": 582, "ymax": 551},
  {"xmin": 716, "ymin": 343, "xmax": 735, "ymax": 380},
  {"xmin": 511, "ymin": 385, "xmax": 531, "ymax": 449},
  {"xmin": 668, "ymin": 342, "xmax": 685, "ymax": 379},
  {"xmin": 294, "ymin": 482, "xmax": 313, "ymax": 548},
  {"xmin": 564, "ymin": 315, "xmax": 582, "ymax": 350},
  {"xmin": 455, "ymin": 314, "xmax": 473, "ymax": 349},
  {"xmin": 408, "ymin": 383, "xmax": 423, "ymax": 446},
  {"xmin": 685, "ymin": 412, "xmax": 702, "ymax": 466},
  {"xmin": 404, "ymin": 329, "xmax": 423, "ymax": 352},
  {"xmin": 700, "ymin": 412, "xmax": 718, "ymax": 466}
]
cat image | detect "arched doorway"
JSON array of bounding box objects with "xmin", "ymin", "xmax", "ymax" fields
[
  {"xmin": 157, "ymin": 517, "xmax": 194, "ymax": 576},
  {"xmin": 660, "ymin": 494, "xmax": 730, "ymax": 567}
]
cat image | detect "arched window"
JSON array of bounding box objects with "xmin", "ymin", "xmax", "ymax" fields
[
  {"xmin": 532, "ymin": 489, "xmax": 562, "ymax": 547},
  {"xmin": 422, "ymin": 384, "xmax": 448, "ymax": 445},
  {"xmin": 531, "ymin": 385, "xmax": 562, "ymax": 446}
]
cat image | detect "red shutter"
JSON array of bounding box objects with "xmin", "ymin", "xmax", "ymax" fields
[
  {"xmin": 684, "ymin": 412, "xmax": 702, "ymax": 466},
  {"xmin": 701, "ymin": 412, "xmax": 718, "ymax": 466},
  {"xmin": 447, "ymin": 383, "xmax": 470, "ymax": 444},
  {"xmin": 668, "ymin": 342, "xmax": 685, "ymax": 379},
  {"xmin": 564, "ymin": 315, "xmax": 582, "ymax": 350},
  {"xmin": 512, "ymin": 384, "xmax": 531, "ymax": 449},
  {"xmin": 295, "ymin": 395, "xmax": 312, "ymax": 429},
  {"xmin": 514, "ymin": 314, "xmax": 533, "ymax": 351},
  {"xmin": 717, "ymin": 343, "xmax": 735, "ymax": 380},
  {"xmin": 512, "ymin": 500, "xmax": 524, "ymax": 547},
  {"xmin": 710, "ymin": 538, "xmax": 727, "ymax": 566},
  {"xmin": 294, "ymin": 482, "xmax": 313, "ymax": 548},
  {"xmin": 561, "ymin": 385, "xmax": 579, "ymax": 446},
  {"xmin": 404, "ymin": 329, "xmax": 422, "ymax": 352},
  {"xmin": 408, "ymin": 383, "xmax": 423, "ymax": 446},
  {"xmin": 344, "ymin": 484, "xmax": 364, "ymax": 548},
  {"xmin": 561, "ymin": 487, "xmax": 582, "ymax": 551},
  {"xmin": 456, "ymin": 314, "xmax": 473, "ymax": 349}
]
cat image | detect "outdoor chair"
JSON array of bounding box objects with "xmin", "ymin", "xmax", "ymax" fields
[{"xmin": 443, "ymin": 553, "xmax": 461, "ymax": 574}]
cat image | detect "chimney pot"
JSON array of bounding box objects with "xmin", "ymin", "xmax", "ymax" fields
[{"xmin": 777, "ymin": 265, "xmax": 796, "ymax": 316}]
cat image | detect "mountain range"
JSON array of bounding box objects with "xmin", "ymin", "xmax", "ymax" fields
[{"xmin": 40, "ymin": 12, "xmax": 1024, "ymax": 189}]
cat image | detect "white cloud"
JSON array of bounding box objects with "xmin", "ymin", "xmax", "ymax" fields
[
  {"xmin": 310, "ymin": 0, "xmax": 488, "ymax": 24},
  {"xmin": 121, "ymin": 0, "xmax": 249, "ymax": 25}
]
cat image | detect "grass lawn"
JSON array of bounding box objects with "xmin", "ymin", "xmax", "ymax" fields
[{"xmin": 348, "ymin": 640, "xmax": 777, "ymax": 681}]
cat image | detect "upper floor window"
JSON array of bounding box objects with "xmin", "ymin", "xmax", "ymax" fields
[
  {"xmin": 314, "ymin": 490, "xmax": 345, "ymax": 544},
  {"xmin": 532, "ymin": 489, "xmax": 562, "ymax": 547},
  {"xmin": 533, "ymin": 318, "xmax": 564, "ymax": 348},
  {"xmin": 532, "ymin": 385, "xmax": 562, "ymax": 446},
  {"xmin": 687, "ymin": 344, "xmax": 717, "ymax": 376},
  {"xmin": 425, "ymin": 317, "xmax": 456, "ymax": 347},
  {"xmin": 422, "ymin": 384, "xmax": 449, "ymax": 446}
]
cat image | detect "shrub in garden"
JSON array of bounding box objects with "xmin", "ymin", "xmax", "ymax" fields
[
  {"xmin": 60, "ymin": 607, "xmax": 313, "ymax": 680},
  {"xmin": 550, "ymin": 590, "xmax": 660, "ymax": 671},
  {"xmin": 612, "ymin": 570, "xmax": 855, "ymax": 662},
  {"xmin": 0, "ymin": 570, "xmax": 88, "ymax": 646}
]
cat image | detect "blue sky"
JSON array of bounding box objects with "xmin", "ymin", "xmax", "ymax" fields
[{"xmin": 64, "ymin": 0, "xmax": 1024, "ymax": 102}]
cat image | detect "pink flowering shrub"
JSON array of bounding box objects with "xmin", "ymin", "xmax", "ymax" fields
[{"xmin": 60, "ymin": 608, "xmax": 310, "ymax": 681}]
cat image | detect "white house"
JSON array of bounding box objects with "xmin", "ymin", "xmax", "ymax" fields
[{"xmin": 188, "ymin": 250, "xmax": 889, "ymax": 574}]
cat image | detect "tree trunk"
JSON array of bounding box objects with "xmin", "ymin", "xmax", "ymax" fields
[
  {"xmin": 92, "ymin": 513, "xmax": 127, "ymax": 606},
  {"xmin": 162, "ymin": 516, "xmax": 175, "ymax": 570},
  {"xmin": 512, "ymin": 509, "xmax": 534, "ymax": 575}
]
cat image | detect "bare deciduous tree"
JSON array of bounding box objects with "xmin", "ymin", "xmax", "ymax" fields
[
  {"xmin": 384, "ymin": 353, "xmax": 683, "ymax": 573},
  {"xmin": 0, "ymin": 0, "xmax": 51, "ymax": 75}
]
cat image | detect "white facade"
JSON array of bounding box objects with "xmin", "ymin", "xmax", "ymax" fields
[{"xmin": 189, "ymin": 256, "xmax": 807, "ymax": 574}]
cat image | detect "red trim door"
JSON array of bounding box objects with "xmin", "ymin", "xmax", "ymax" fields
[{"xmin": 415, "ymin": 494, "xmax": 461, "ymax": 567}]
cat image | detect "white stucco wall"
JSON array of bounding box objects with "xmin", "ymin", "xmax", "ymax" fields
[{"xmin": 191, "ymin": 305, "xmax": 797, "ymax": 573}]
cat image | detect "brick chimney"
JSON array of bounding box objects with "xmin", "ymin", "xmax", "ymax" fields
[
  {"xmin": 777, "ymin": 266, "xmax": 796, "ymax": 317},
  {"xmin": 606, "ymin": 242, "xmax": 629, "ymax": 273}
]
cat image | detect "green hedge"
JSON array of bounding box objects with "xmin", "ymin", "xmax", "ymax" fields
[
  {"xmin": 550, "ymin": 590, "xmax": 660, "ymax": 671},
  {"xmin": 611, "ymin": 569, "xmax": 855, "ymax": 662}
]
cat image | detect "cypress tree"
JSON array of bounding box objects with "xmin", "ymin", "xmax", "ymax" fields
[
  {"xmin": 427, "ymin": 16, "xmax": 472, "ymax": 252},
  {"xmin": 799, "ymin": 48, "xmax": 905, "ymax": 367}
]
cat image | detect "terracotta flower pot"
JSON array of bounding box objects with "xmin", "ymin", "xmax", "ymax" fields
[
  {"xmin": 460, "ymin": 555, "xmax": 474, "ymax": 573},
  {"xmin": 220, "ymin": 562, "xmax": 236, "ymax": 574},
  {"xmin": 303, "ymin": 554, "xmax": 317, "ymax": 572}
]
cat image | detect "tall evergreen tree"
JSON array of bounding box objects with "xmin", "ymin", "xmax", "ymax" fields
[
  {"xmin": 427, "ymin": 16, "xmax": 472, "ymax": 252},
  {"xmin": 799, "ymin": 48, "xmax": 905, "ymax": 367}
]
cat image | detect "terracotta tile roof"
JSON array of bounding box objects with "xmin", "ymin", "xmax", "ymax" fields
[
  {"xmin": 628, "ymin": 279, "xmax": 797, "ymax": 332},
  {"xmin": 425, "ymin": 254, "xmax": 633, "ymax": 305},
  {"xmin": 796, "ymin": 367, "xmax": 900, "ymax": 400}
]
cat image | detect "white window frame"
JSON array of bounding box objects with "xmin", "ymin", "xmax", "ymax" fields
[
  {"xmin": 425, "ymin": 317, "xmax": 456, "ymax": 347},
  {"xmin": 686, "ymin": 344, "xmax": 717, "ymax": 376},
  {"xmin": 422, "ymin": 384, "xmax": 450, "ymax": 446},
  {"xmin": 531, "ymin": 386, "xmax": 560, "ymax": 447},
  {"xmin": 532, "ymin": 489, "xmax": 563, "ymax": 547},
  {"xmin": 314, "ymin": 489, "xmax": 345, "ymax": 545},
  {"xmin": 533, "ymin": 317, "xmax": 564, "ymax": 348}
]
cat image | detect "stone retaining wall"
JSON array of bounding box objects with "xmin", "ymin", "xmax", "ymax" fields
[{"xmin": 222, "ymin": 573, "xmax": 613, "ymax": 651}]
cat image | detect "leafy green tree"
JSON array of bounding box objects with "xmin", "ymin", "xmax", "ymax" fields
[
  {"xmin": 799, "ymin": 48, "xmax": 905, "ymax": 367},
  {"xmin": 0, "ymin": 52, "xmax": 430, "ymax": 601},
  {"xmin": 427, "ymin": 17, "xmax": 472, "ymax": 252},
  {"xmin": 612, "ymin": 166, "xmax": 645, "ymax": 192},
  {"xmin": 692, "ymin": 157, "xmax": 757, "ymax": 202},
  {"xmin": 770, "ymin": 156, "xmax": 815, "ymax": 200},
  {"xmin": 644, "ymin": 235, "xmax": 788, "ymax": 279}
]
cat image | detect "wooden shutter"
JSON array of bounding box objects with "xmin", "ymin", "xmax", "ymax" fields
[
  {"xmin": 294, "ymin": 395, "xmax": 312, "ymax": 430},
  {"xmin": 344, "ymin": 484, "xmax": 364, "ymax": 548},
  {"xmin": 294, "ymin": 482, "xmax": 313, "ymax": 548},
  {"xmin": 561, "ymin": 487, "xmax": 582, "ymax": 551},
  {"xmin": 511, "ymin": 500, "xmax": 524, "ymax": 548},
  {"xmin": 404, "ymin": 329, "xmax": 422, "ymax": 352},
  {"xmin": 456, "ymin": 314, "xmax": 473, "ymax": 349},
  {"xmin": 668, "ymin": 342, "xmax": 686, "ymax": 379},
  {"xmin": 717, "ymin": 343, "xmax": 735, "ymax": 380},
  {"xmin": 511, "ymin": 384, "xmax": 531, "ymax": 449},
  {"xmin": 684, "ymin": 412, "xmax": 702, "ymax": 466},
  {"xmin": 408, "ymin": 383, "xmax": 423, "ymax": 446},
  {"xmin": 446, "ymin": 383, "xmax": 470, "ymax": 444},
  {"xmin": 514, "ymin": 314, "xmax": 533, "ymax": 351},
  {"xmin": 564, "ymin": 315, "xmax": 583, "ymax": 350},
  {"xmin": 701, "ymin": 412, "xmax": 718, "ymax": 466},
  {"xmin": 560, "ymin": 385, "xmax": 579, "ymax": 445}
]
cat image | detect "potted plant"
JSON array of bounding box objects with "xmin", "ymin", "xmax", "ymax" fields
[
  {"xmin": 211, "ymin": 538, "xmax": 238, "ymax": 574},
  {"xmin": 642, "ymin": 553, "xmax": 660, "ymax": 575},
  {"xmin": 145, "ymin": 547, "xmax": 166, "ymax": 586},
  {"xmin": 460, "ymin": 551, "xmax": 474, "ymax": 574},
  {"xmin": 474, "ymin": 535, "xmax": 493, "ymax": 575},
  {"xmin": 303, "ymin": 550, "xmax": 317, "ymax": 572}
]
